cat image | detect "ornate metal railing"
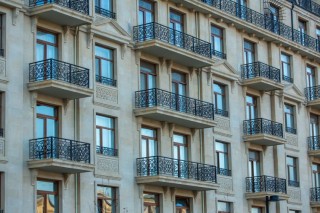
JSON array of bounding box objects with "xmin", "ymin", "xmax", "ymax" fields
[
  {"xmin": 217, "ymin": 168, "xmax": 232, "ymax": 176},
  {"xmin": 305, "ymin": 85, "xmax": 320, "ymax": 101},
  {"xmin": 243, "ymin": 118, "xmax": 284, "ymax": 138},
  {"xmin": 311, "ymin": 187, "xmax": 320, "ymax": 202},
  {"xmin": 96, "ymin": 75, "xmax": 117, "ymax": 87},
  {"xmin": 29, "ymin": 137, "xmax": 91, "ymax": 163},
  {"xmin": 0, "ymin": 49, "xmax": 4, "ymax": 57},
  {"xmin": 288, "ymin": 180, "xmax": 300, "ymax": 187},
  {"xmin": 286, "ymin": 127, "xmax": 297, "ymax": 134},
  {"xmin": 246, "ymin": 175, "xmax": 287, "ymax": 194},
  {"xmin": 95, "ymin": 6, "xmax": 116, "ymax": 19},
  {"xmin": 136, "ymin": 156, "xmax": 217, "ymax": 183},
  {"xmin": 241, "ymin": 62, "xmax": 281, "ymax": 83},
  {"xmin": 200, "ymin": 0, "xmax": 320, "ymax": 52},
  {"xmin": 282, "ymin": 75, "xmax": 293, "ymax": 83},
  {"xmin": 0, "ymin": 128, "xmax": 4, "ymax": 138},
  {"xmin": 29, "ymin": 0, "xmax": 89, "ymax": 15},
  {"xmin": 135, "ymin": 88, "xmax": 214, "ymax": 120},
  {"xmin": 96, "ymin": 145, "xmax": 118, "ymax": 157},
  {"xmin": 214, "ymin": 108, "xmax": 229, "ymax": 117},
  {"xmin": 29, "ymin": 59, "xmax": 89, "ymax": 88},
  {"xmin": 308, "ymin": 135, "xmax": 320, "ymax": 151},
  {"xmin": 212, "ymin": 49, "xmax": 226, "ymax": 59},
  {"xmin": 291, "ymin": 0, "xmax": 320, "ymax": 17},
  {"xmin": 133, "ymin": 22, "xmax": 212, "ymax": 58}
]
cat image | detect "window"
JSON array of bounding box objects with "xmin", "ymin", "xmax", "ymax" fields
[
  {"xmin": 211, "ymin": 25, "xmax": 225, "ymax": 58},
  {"xmin": 306, "ymin": 65, "xmax": 316, "ymax": 88},
  {"xmin": 36, "ymin": 30, "xmax": 58, "ymax": 61},
  {"xmin": 172, "ymin": 71, "xmax": 187, "ymax": 96},
  {"xmin": 95, "ymin": 45, "xmax": 116, "ymax": 86},
  {"xmin": 140, "ymin": 61, "xmax": 157, "ymax": 90},
  {"xmin": 175, "ymin": 197, "xmax": 190, "ymax": 213},
  {"xmin": 0, "ymin": 15, "xmax": 4, "ymax": 57},
  {"xmin": 310, "ymin": 114, "xmax": 319, "ymax": 137},
  {"xmin": 36, "ymin": 103, "xmax": 58, "ymax": 138},
  {"xmin": 143, "ymin": 192, "xmax": 160, "ymax": 213},
  {"xmin": 141, "ymin": 127, "xmax": 157, "ymax": 157},
  {"xmin": 284, "ymin": 104, "xmax": 296, "ymax": 134},
  {"xmin": 289, "ymin": 210, "xmax": 300, "ymax": 213},
  {"xmin": 281, "ymin": 53, "xmax": 292, "ymax": 83},
  {"xmin": 213, "ymin": 83, "xmax": 228, "ymax": 117},
  {"xmin": 0, "ymin": 93, "xmax": 4, "ymax": 137},
  {"xmin": 216, "ymin": 142, "xmax": 230, "ymax": 176},
  {"xmin": 138, "ymin": 0, "xmax": 154, "ymax": 25},
  {"xmin": 217, "ymin": 201, "xmax": 231, "ymax": 213},
  {"xmin": 37, "ymin": 180, "xmax": 59, "ymax": 213},
  {"xmin": 246, "ymin": 95, "xmax": 257, "ymax": 120},
  {"xmin": 312, "ymin": 163, "xmax": 320, "ymax": 188},
  {"xmin": 97, "ymin": 185, "xmax": 117, "ymax": 213},
  {"xmin": 248, "ymin": 150, "xmax": 261, "ymax": 177},
  {"xmin": 173, "ymin": 134, "xmax": 188, "ymax": 161},
  {"xmin": 96, "ymin": 115, "xmax": 117, "ymax": 156},
  {"xmin": 298, "ymin": 19, "xmax": 307, "ymax": 45},
  {"xmin": 244, "ymin": 40, "xmax": 255, "ymax": 64},
  {"xmin": 237, "ymin": 0, "xmax": 247, "ymax": 19},
  {"xmin": 95, "ymin": 0, "xmax": 115, "ymax": 18},
  {"xmin": 287, "ymin": 156, "xmax": 299, "ymax": 187},
  {"xmin": 169, "ymin": 10, "xmax": 184, "ymax": 46},
  {"xmin": 251, "ymin": 207, "xmax": 263, "ymax": 213},
  {"xmin": 269, "ymin": 4, "xmax": 280, "ymax": 33}
]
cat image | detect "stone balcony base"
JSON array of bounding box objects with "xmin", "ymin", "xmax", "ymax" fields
[
  {"xmin": 307, "ymin": 99, "xmax": 320, "ymax": 109},
  {"xmin": 242, "ymin": 77, "xmax": 284, "ymax": 91},
  {"xmin": 245, "ymin": 192, "xmax": 289, "ymax": 201},
  {"xmin": 243, "ymin": 134, "xmax": 286, "ymax": 146}
]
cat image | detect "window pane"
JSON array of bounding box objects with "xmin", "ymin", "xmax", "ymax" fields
[
  {"xmin": 37, "ymin": 105, "xmax": 56, "ymax": 117},
  {"xmin": 96, "ymin": 115, "xmax": 114, "ymax": 128},
  {"xmin": 37, "ymin": 31, "xmax": 57, "ymax": 44},
  {"xmin": 36, "ymin": 43, "xmax": 45, "ymax": 61},
  {"xmin": 37, "ymin": 180, "xmax": 57, "ymax": 192},
  {"xmin": 37, "ymin": 118, "xmax": 44, "ymax": 138},
  {"xmin": 95, "ymin": 46, "xmax": 113, "ymax": 60},
  {"xmin": 217, "ymin": 201, "xmax": 230, "ymax": 211},
  {"xmin": 173, "ymin": 134, "xmax": 186, "ymax": 144}
]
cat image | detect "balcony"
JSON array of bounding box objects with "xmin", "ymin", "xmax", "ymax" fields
[
  {"xmin": 243, "ymin": 118, "xmax": 286, "ymax": 146},
  {"xmin": 96, "ymin": 145, "xmax": 118, "ymax": 157},
  {"xmin": 311, "ymin": 187, "xmax": 320, "ymax": 207},
  {"xmin": 290, "ymin": 0, "xmax": 320, "ymax": 17},
  {"xmin": 95, "ymin": 6, "xmax": 116, "ymax": 19},
  {"xmin": 136, "ymin": 156, "xmax": 219, "ymax": 191},
  {"xmin": 305, "ymin": 86, "xmax": 320, "ymax": 109},
  {"xmin": 308, "ymin": 136, "xmax": 320, "ymax": 157},
  {"xmin": 96, "ymin": 75, "xmax": 117, "ymax": 87},
  {"xmin": 134, "ymin": 88, "xmax": 216, "ymax": 128},
  {"xmin": 28, "ymin": 137, "xmax": 94, "ymax": 173},
  {"xmin": 246, "ymin": 176, "xmax": 289, "ymax": 200},
  {"xmin": 28, "ymin": 0, "xmax": 91, "ymax": 26},
  {"xmin": 241, "ymin": 62, "xmax": 283, "ymax": 91},
  {"xmin": 28, "ymin": 59, "xmax": 93, "ymax": 99},
  {"xmin": 133, "ymin": 22, "xmax": 213, "ymax": 68},
  {"xmin": 212, "ymin": 49, "xmax": 227, "ymax": 59}
]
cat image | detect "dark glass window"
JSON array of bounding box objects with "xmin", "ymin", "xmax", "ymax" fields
[
  {"xmin": 287, "ymin": 156, "xmax": 299, "ymax": 187},
  {"xmin": 96, "ymin": 115, "xmax": 117, "ymax": 156},
  {"xmin": 95, "ymin": 45, "xmax": 116, "ymax": 86},
  {"xmin": 214, "ymin": 83, "xmax": 228, "ymax": 117},
  {"xmin": 284, "ymin": 104, "xmax": 296, "ymax": 134},
  {"xmin": 216, "ymin": 142, "xmax": 230, "ymax": 176},
  {"xmin": 281, "ymin": 53, "xmax": 292, "ymax": 83}
]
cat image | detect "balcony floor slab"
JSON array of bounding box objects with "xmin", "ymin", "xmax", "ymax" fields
[
  {"xmin": 307, "ymin": 99, "xmax": 320, "ymax": 109},
  {"xmin": 308, "ymin": 150, "xmax": 320, "ymax": 157},
  {"xmin": 310, "ymin": 202, "xmax": 320, "ymax": 208},
  {"xmin": 27, "ymin": 159, "xmax": 94, "ymax": 173},
  {"xmin": 245, "ymin": 192, "xmax": 289, "ymax": 200},
  {"xmin": 242, "ymin": 77, "xmax": 284, "ymax": 91},
  {"xmin": 243, "ymin": 134, "xmax": 286, "ymax": 146}
]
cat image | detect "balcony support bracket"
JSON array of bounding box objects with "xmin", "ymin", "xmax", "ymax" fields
[
  {"xmin": 63, "ymin": 173, "xmax": 72, "ymax": 189},
  {"xmin": 63, "ymin": 99, "xmax": 71, "ymax": 115},
  {"xmin": 30, "ymin": 169, "xmax": 38, "ymax": 186},
  {"xmin": 171, "ymin": 188, "xmax": 176, "ymax": 202},
  {"xmin": 121, "ymin": 44, "xmax": 127, "ymax": 59},
  {"xmin": 163, "ymin": 186, "xmax": 170, "ymax": 198},
  {"xmin": 63, "ymin": 26, "xmax": 70, "ymax": 43},
  {"xmin": 166, "ymin": 60, "xmax": 173, "ymax": 75},
  {"xmin": 193, "ymin": 191, "xmax": 200, "ymax": 199},
  {"xmin": 169, "ymin": 123, "xmax": 175, "ymax": 138},
  {"xmin": 12, "ymin": 7, "xmax": 19, "ymax": 26},
  {"xmin": 87, "ymin": 31, "xmax": 94, "ymax": 49}
]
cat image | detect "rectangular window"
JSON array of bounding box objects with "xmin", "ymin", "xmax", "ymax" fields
[
  {"xmin": 269, "ymin": 4, "xmax": 280, "ymax": 33},
  {"xmin": 213, "ymin": 83, "xmax": 228, "ymax": 117},
  {"xmin": 0, "ymin": 15, "xmax": 4, "ymax": 57},
  {"xmin": 248, "ymin": 150, "xmax": 260, "ymax": 177},
  {"xmin": 175, "ymin": 197, "xmax": 190, "ymax": 213},
  {"xmin": 287, "ymin": 156, "xmax": 299, "ymax": 187},
  {"xmin": 217, "ymin": 201, "xmax": 231, "ymax": 213},
  {"xmin": 96, "ymin": 115, "xmax": 117, "ymax": 156},
  {"xmin": 140, "ymin": 61, "xmax": 157, "ymax": 90},
  {"xmin": 244, "ymin": 40, "xmax": 255, "ymax": 64},
  {"xmin": 143, "ymin": 192, "xmax": 160, "ymax": 213},
  {"xmin": 284, "ymin": 104, "xmax": 296, "ymax": 134},
  {"xmin": 97, "ymin": 185, "xmax": 117, "ymax": 213},
  {"xmin": 289, "ymin": 210, "xmax": 300, "ymax": 213},
  {"xmin": 95, "ymin": 0, "xmax": 112, "ymax": 12},
  {"xmin": 139, "ymin": 0, "xmax": 154, "ymax": 25},
  {"xmin": 306, "ymin": 65, "xmax": 316, "ymax": 88},
  {"xmin": 37, "ymin": 179, "xmax": 59, "ymax": 213},
  {"xmin": 141, "ymin": 127, "xmax": 157, "ymax": 157},
  {"xmin": 246, "ymin": 95, "xmax": 257, "ymax": 120},
  {"xmin": 173, "ymin": 134, "xmax": 188, "ymax": 161},
  {"xmin": 169, "ymin": 10, "xmax": 184, "ymax": 47},
  {"xmin": 298, "ymin": 19, "xmax": 307, "ymax": 45},
  {"xmin": 251, "ymin": 207, "xmax": 263, "ymax": 213},
  {"xmin": 211, "ymin": 25, "xmax": 224, "ymax": 58},
  {"xmin": 312, "ymin": 163, "xmax": 320, "ymax": 188},
  {"xmin": 216, "ymin": 142, "xmax": 230, "ymax": 176},
  {"xmin": 0, "ymin": 93, "xmax": 4, "ymax": 137},
  {"xmin": 95, "ymin": 45, "xmax": 116, "ymax": 87},
  {"xmin": 36, "ymin": 103, "xmax": 58, "ymax": 138},
  {"xmin": 36, "ymin": 30, "xmax": 58, "ymax": 61},
  {"xmin": 281, "ymin": 53, "xmax": 292, "ymax": 83}
]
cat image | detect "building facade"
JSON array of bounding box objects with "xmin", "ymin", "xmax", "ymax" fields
[{"xmin": 0, "ymin": 0, "xmax": 320, "ymax": 212}]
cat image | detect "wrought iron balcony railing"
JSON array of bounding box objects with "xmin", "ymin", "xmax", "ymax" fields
[
  {"xmin": 200, "ymin": 0, "xmax": 320, "ymax": 52},
  {"xmin": 214, "ymin": 107, "xmax": 229, "ymax": 117},
  {"xmin": 288, "ymin": 180, "xmax": 300, "ymax": 187},
  {"xmin": 0, "ymin": 128, "xmax": 4, "ymax": 138},
  {"xmin": 212, "ymin": 49, "xmax": 227, "ymax": 59},
  {"xmin": 133, "ymin": 22, "xmax": 212, "ymax": 58},
  {"xmin": 95, "ymin": 6, "xmax": 116, "ymax": 19},
  {"xmin": 246, "ymin": 175, "xmax": 287, "ymax": 194},
  {"xmin": 136, "ymin": 156, "xmax": 217, "ymax": 183},
  {"xmin": 241, "ymin": 62, "xmax": 281, "ymax": 83},
  {"xmin": 305, "ymin": 85, "xmax": 320, "ymax": 101},
  {"xmin": 96, "ymin": 145, "xmax": 118, "ymax": 157},
  {"xmin": 308, "ymin": 135, "xmax": 320, "ymax": 151},
  {"xmin": 135, "ymin": 88, "xmax": 214, "ymax": 120},
  {"xmin": 29, "ymin": 137, "xmax": 91, "ymax": 163},
  {"xmin": 282, "ymin": 75, "xmax": 293, "ymax": 83},
  {"xmin": 290, "ymin": 0, "xmax": 320, "ymax": 17},
  {"xmin": 286, "ymin": 127, "xmax": 297, "ymax": 134},
  {"xmin": 29, "ymin": 59, "xmax": 90, "ymax": 88},
  {"xmin": 217, "ymin": 168, "xmax": 232, "ymax": 176},
  {"xmin": 243, "ymin": 118, "xmax": 284, "ymax": 138},
  {"xmin": 0, "ymin": 49, "xmax": 4, "ymax": 57},
  {"xmin": 96, "ymin": 75, "xmax": 117, "ymax": 87},
  {"xmin": 29, "ymin": 0, "xmax": 89, "ymax": 15},
  {"xmin": 311, "ymin": 187, "xmax": 320, "ymax": 202}
]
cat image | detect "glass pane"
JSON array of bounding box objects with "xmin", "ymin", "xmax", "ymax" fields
[
  {"xmin": 101, "ymin": 0, "xmax": 112, "ymax": 10},
  {"xmin": 95, "ymin": 58, "xmax": 100, "ymax": 76},
  {"xmin": 37, "ymin": 31, "xmax": 57, "ymax": 44},
  {"xmin": 96, "ymin": 129, "xmax": 100, "ymax": 146},
  {"xmin": 148, "ymin": 75, "xmax": 156, "ymax": 89},
  {"xmin": 172, "ymin": 72, "xmax": 186, "ymax": 83},
  {"xmin": 47, "ymin": 119, "xmax": 57, "ymax": 137},
  {"xmin": 140, "ymin": 73, "xmax": 147, "ymax": 90},
  {"xmin": 36, "ymin": 195, "xmax": 44, "ymax": 213},
  {"xmin": 36, "ymin": 118, "xmax": 44, "ymax": 138},
  {"xmin": 173, "ymin": 146, "xmax": 178, "ymax": 159},
  {"xmin": 138, "ymin": 11, "xmax": 144, "ymax": 25},
  {"xmin": 47, "ymin": 45, "xmax": 57, "ymax": 59},
  {"xmin": 95, "ymin": 46, "xmax": 113, "ymax": 60},
  {"xmin": 145, "ymin": 12, "xmax": 154, "ymax": 24},
  {"xmin": 101, "ymin": 60, "xmax": 113, "ymax": 78},
  {"xmin": 179, "ymin": 84, "xmax": 186, "ymax": 96},
  {"xmin": 37, "ymin": 181, "xmax": 56, "ymax": 192},
  {"xmin": 36, "ymin": 43, "xmax": 45, "ymax": 61},
  {"xmin": 48, "ymin": 194, "xmax": 58, "ymax": 213},
  {"xmin": 173, "ymin": 134, "xmax": 186, "ymax": 144},
  {"xmin": 37, "ymin": 105, "xmax": 56, "ymax": 117},
  {"xmin": 96, "ymin": 115, "xmax": 114, "ymax": 128},
  {"xmin": 102, "ymin": 129, "xmax": 114, "ymax": 148},
  {"xmin": 149, "ymin": 139, "xmax": 157, "ymax": 156},
  {"xmin": 216, "ymin": 142, "xmax": 227, "ymax": 152},
  {"xmin": 253, "ymin": 161, "xmax": 261, "ymax": 176},
  {"xmin": 180, "ymin": 146, "xmax": 188, "ymax": 161},
  {"xmin": 217, "ymin": 201, "xmax": 230, "ymax": 211},
  {"xmin": 141, "ymin": 139, "xmax": 147, "ymax": 157},
  {"xmin": 141, "ymin": 128, "xmax": 156, "ymax": 138}
]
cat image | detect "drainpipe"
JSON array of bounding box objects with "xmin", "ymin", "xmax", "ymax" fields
[{"xmin": 74, "ymin": 26, "xmax": 79, "ymax": 213}]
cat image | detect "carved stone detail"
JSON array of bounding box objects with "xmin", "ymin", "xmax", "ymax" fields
[
  {"xmin": 0, "ymin": 58, "xmax": 6, "ymax": 77},
  {"xmin": 217, "ymin": 175, "xmax": 233, "ymax": 193},
  {"xmin": 95, "ymin": 155, "xmax": 119, "ymax": 176},
  {"xmin": 215, "ymin": 116, "xmax": 231, "ymax": 131},
  {"xmin": 95, "ymin": 84, "xmax": 118, "ymax": 104},
  {"xmin": 288, "ymin": 187, "xmax": 301, "ymax": 203},
  {"xmin": 0, "ymin": 138, "xmax": 5, "ymax": 157},
  {"xmin": 286, "ymin": 133, "xmax": 298, "ymax": 147}
]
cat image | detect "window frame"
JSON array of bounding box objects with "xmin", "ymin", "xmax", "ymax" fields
[
  {"xmin": 286, "ymin": 156, "xmax": 299, "ymax": 187},
  {"xmin": 211, "ymin": 25, "xmax": 224, "ymax": 54},
  {"xmin": 217, "ymin": 201, "xmax": 231, "ymax": 213},
  {"xmin": 139, "ymin": 0, "xmax": 155, "ymax": 24},
  {"xmin": 284, "ymin": 103, "xmax": 296, "ymax": 134},
  {"xmin": 215, "ymin": 141, "xmax": 231, "ymax": 176},
  {"xmin": 281, "ymin": 52, "xmax": 293, "ymax": 83},
  {"xmin": 96, "ymin": 185, "xmax": 118, "ymax": 213},
  {"xmin": 36, "ymin": 29, "xmax": 59, "ymax": 60},
  {"xmin": 140, "ymin": 60, "xmax": 157, "ymax": 90},
  {"xmin": 95, "ymin": 44, "xmax": 116, "ymax": 87},
  {"xmin": 213, "ymin": 82, "xmax": 228, "ymax": 117},
  {"xmin": 143, "ymin": 192, "xmax": 160, "ymax": 213},
  {"xmin": 141, "ymin": 126, "xmax": 158, "ymax": 157},
  {"xmin": 243, "ymin": 40, "xmax": 255, "ymax": 64},
  {"xmin": 36, "ymin": 102, "xmax": 59, "ymax": 138},
  {"xmin": 36, "ymin": 179, "xmax": 59, "ymax": 213}
]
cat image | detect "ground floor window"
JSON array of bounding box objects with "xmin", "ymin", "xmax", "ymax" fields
[
  {"xmin": 36, "ymin": 179, "xmax": 59, "ymax": 213},
  {"xmin": 97, "ymin": 185, "xmax": 117, "ymax": 213},
  {"xmin": 143, "ymin": 192, "xmax": 160, "ymax": 213},
  {"xmin": 176, "ymin": 197, "xmax": 190, "ymax": 213}
]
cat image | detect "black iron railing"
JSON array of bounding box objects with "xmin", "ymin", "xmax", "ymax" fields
[
  {"xmin": 214, "ymin": 108, "xmax": 229, "ymax": 117},
  {"xmin": 308, "ymin": 135, "xmax": 320, "ymax": 151},
  {"xmin": 29, "ymin": 137, "xmax": 91, "ymax": 163},
  {"xmin": 96, "ymin": 75, "xmax": 117, "ymax": 87},
  {"xmin": 311, "ymin": 187, "xmax": 320, "ymax": 202},
  {"xmin": 29, "ymin": 0, "xmax": 89, "ymax": 15},
  {"xmin": 217, "ymin": 168, "xmax": 232, "ymax": 176},
  {"xmin": 96, "ymin": 145, "xmax": 118, "ymax": 157},
  {"xmin": 246, "ymin": 175, "xmax": 287, "ymax": 194},
  {"xmin": 0, "ymin": 49, "xmax": 4, "ymax": 57},
  {"xmin": 212, "ymin": 49, "xmax": 226, "ymax": 59},
  {"xmin": 305, "ymin": 85, "xmax": 320, "ymax": 101},
  {"xmin": 200, "ymin": 0, "xmax": 320, "ymax": 52},
  {"xmin": 136, "ymin": 156, "xmax": 217, "ymax": 183},
  {"xmin": 95, "ymin": 6, "xmax": 116, "ymax": 19},
  {"xmin": 243, "ymin": 118, "xmax": 283, "ymax": 138},
  {"xmin": 283, "ymin": 75, "xmax": 293, "ymax": 83},
  {"xmin": 286, "ymin": 127, "xmax": 297, "ymax": 134},
  {"xmin": 0, "ymin": 128, "xmax": 4, "ymax": 138},
  {"xmin": 288, "ymin": 180, "xmax": 300, "ymax": 187},
  {"xmin": 29, "ymin": 59, "xmax": 89, "ymax": 88},
  {"xmin": 135, "ymin": 88, "xmax": 214, "ymax": 120},
  {"xmin": 133, "ymin": 22, "xmax": 212, "ymax": 58},
  {"xmin": 241, "ymin": 62, "xmax": 281, "ymax": 83},
  {"xmin": 291, "ymin": 0, "xmax": 320, "ymax": 17}
]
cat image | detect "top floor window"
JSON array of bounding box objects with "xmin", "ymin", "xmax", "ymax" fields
[
  {"xmin": 139, "ymin": 0, "xmax": 154, "ymax": 25},
  {"xmin": 95, "ymin": 45, "xmax": 116, "ymax": 87},
  {"xmin": 281, "ymin": 53, "xmax": 292, "ymax": 83},
  {"xmin": 36, "ymin": 30, "xmax": 58, "ymax": 61},
  {"xmin": 211, "ymin": 25, "xmax": 224, "ymax": 57},
  {"xmin": 244, "ymin": 40, "xmax": 255, "ymax": 64}
]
